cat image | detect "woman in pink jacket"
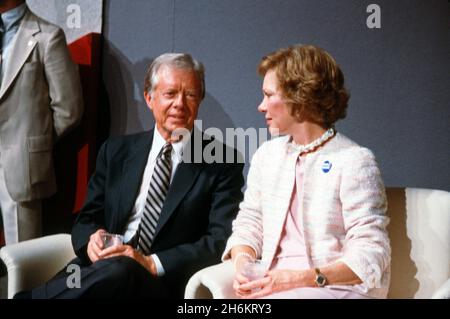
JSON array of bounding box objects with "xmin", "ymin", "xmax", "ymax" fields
[{"xmin": 222, "ymin": 45, "xmax": 391, "ymax": 299}]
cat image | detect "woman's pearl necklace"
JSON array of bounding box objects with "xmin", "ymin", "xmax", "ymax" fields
[{"xmin": 290, "ymin": 127, "xmax": 336, "ymax": 155}]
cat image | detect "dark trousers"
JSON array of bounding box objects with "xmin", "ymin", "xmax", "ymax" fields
[{"xmin": 30, "ymin": 256, "xmax": 169, "ymax": 299}]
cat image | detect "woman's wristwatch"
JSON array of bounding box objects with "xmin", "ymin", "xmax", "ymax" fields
[{"xmin": 314, "ymin": 268, "xmax": 328, "ymax": 287}]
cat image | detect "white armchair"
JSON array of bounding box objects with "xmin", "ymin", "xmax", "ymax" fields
[
  {"xmin": 184, "ymin": 260, "xmax": 235, "ymax": 299},
  {"xmin": 185, "ymin": 188, "xmax": 450, "ymax": 299},
  {"xmin": 0, "ymin": 234, "xmax": 75, "ymax": 299}
]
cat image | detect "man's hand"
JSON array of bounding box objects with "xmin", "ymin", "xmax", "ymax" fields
[
  {"xmin": 86, "ymin": 229, "xmax": 107, "ymax": 263},
  {"xmin": 99, "ymin": 245, "xmax": 158, "ymax": 276}
]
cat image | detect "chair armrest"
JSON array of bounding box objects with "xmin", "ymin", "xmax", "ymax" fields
[
  {"xmin": 0, "ymin": 234, "xmax": 76, "ymax": 298},
  {"xmin": 185, "ymin": 260, "xmax": 236, "ymax": 299},
  {"xmin": 431, "ymin": 278, "xmax": 450, "ymax": 299}
]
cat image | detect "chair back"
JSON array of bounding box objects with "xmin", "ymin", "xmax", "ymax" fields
[{"xmin": 386, "ymin": 187, "xmax": 450, "ymax": 298}]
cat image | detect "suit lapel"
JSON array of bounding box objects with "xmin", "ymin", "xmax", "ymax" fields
[
  {"xmin": 0, "ymin": 10, "xmax": 39, "ymax": 100},
  {"xmin": 154, "ymin": 162, "xmax": 202, "ymax": 238},
  {"xmin": 115, "ymin": 131, "xmax": 154, "ymax": 231}
]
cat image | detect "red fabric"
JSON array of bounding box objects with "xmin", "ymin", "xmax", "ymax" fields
[
  {"xmin": 0, "ymin": 230, "xmax": 4, "ymax": 247},
  {"xmin": 68, "ymin": 33, "xmax": 102, "ymax": 212},
  {"xmin": 69, "ymin": 35, "xmax": 94, "ymax": 66}
]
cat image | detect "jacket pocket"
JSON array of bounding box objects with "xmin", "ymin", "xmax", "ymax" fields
[{"xmin": 28, "ymin": 135, "xmax": 54, "ymax": 185}]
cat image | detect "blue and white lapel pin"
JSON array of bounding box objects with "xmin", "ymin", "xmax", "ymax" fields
[{"xmin": 322, "ymin": 160, "xmax": 332, "ymax": 173}]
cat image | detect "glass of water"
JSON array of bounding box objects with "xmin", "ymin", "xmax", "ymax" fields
[
  {"xmin": 102, "ymin": 233, "xmax": 124, "ymax": 249},
  {"xmin": 240, "ymin": 260, "xmax": 267, "ymax": 281}
]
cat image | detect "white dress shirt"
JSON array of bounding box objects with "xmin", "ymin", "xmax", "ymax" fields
[{"xmin": 123, "ymin": 126, "xmax": 189, "ymax": 276}]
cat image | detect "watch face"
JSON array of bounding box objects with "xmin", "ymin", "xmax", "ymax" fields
[{"xmin": 316, "ymin": 274, "xmax": 326, "ymax": 287}]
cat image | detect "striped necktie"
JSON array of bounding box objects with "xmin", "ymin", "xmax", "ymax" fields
[{"xmin": 137, "ymin": 142, "xmax": 172, "ymax": 255}]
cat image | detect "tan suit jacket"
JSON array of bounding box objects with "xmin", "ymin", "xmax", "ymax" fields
[{"xmin": 0, "ymin": 9, "xmax": 83, "ymax": 202}]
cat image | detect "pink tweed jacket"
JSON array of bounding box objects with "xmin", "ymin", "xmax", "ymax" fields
[{"xmin": 223, "ymin": 133, "xmax": 391, "ymax": 298}]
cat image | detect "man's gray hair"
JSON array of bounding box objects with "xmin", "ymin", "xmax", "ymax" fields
[{"xmin": 144, "ymin": 53, "xmax": 205, "ymax": 99}]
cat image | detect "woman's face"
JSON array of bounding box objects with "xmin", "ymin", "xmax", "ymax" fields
[{"xmin": 258, "ymin": 69, "xmax": 297, "ymax": 136}]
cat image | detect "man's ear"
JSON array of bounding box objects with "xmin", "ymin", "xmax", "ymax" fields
[{"xmin": 144, "ymin": 92, "xmax": 152, "ymax": 110}]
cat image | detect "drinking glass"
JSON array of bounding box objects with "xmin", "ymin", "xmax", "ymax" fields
[
  {"xmin": 240, "ymin": 260, "xmax": 267, "ymax": 281},
  {"xmin": 102, "ymin": 233, "xmax": 124, "ymax": 249}
]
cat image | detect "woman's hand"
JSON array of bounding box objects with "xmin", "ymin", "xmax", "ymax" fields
[
  {"xmin": 237, "ymin": 269, "xmax": 305, "ymax": 299},
  {"xmin": 233, "ymin": 270, "xmax": 254, "ymax": 297},
  {"xmin": 232, "ymin": 255, "xmax": 254, "ymax": 297}
]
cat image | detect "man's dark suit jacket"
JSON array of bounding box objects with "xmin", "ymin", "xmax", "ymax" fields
[{"xmin": 71, "ymin": 129, "xmax": 244, "ymax": 297}]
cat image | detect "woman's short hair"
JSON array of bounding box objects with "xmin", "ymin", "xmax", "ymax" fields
[
  {"xmin": 144, "ymin": 53, "xmax": 205, "ymax": 99},
  {"xmin": 258, "ymin": 44, "xmax": 349, "ymax": 127}
]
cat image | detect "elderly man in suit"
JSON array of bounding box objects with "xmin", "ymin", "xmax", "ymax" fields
[
  {"xmin": 24, "ymin": 52, "xmax": 244, "ymax": 298},
  {"xmin": 0, "ymin": 0, "xmax": 83, "ymax": 244}
]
